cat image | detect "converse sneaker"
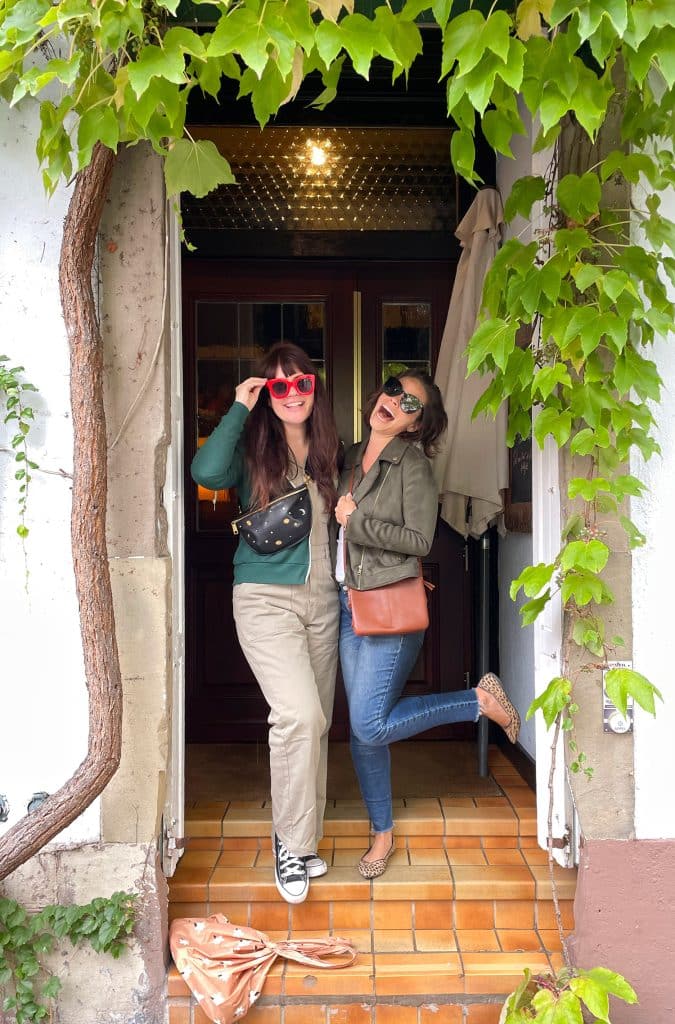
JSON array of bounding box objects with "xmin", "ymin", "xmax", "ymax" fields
[
  {"xmin": 302, "ymin": 853, "xmax": 328, "ymax": 878},
  {"xmin": 273, "ymin": 834, "xmax": 309, "ymax": 904}
]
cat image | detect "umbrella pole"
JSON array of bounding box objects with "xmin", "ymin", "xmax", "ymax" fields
[{"xmin": 476, "ymin": 532, "xmax": 490, "ymax": 777}]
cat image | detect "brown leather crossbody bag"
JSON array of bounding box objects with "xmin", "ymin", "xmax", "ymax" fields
[{"xmin": 344, "ymin": 465, "xmax": 433, "ymax": 636}]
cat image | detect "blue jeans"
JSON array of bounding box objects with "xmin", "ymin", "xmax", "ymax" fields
[{"xmin": 339, "ymin": 588, "xmax": 480, "ymax": 833}]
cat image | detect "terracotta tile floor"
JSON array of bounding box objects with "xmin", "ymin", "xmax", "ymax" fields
[{"xmin": 169, "ymin": 745, "xmax": 576, "ymax": 1022}]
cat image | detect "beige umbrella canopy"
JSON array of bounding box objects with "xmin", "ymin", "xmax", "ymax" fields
[{"xmin": 434, "ymin": 187, "xmax": 508, "ymax": 538}]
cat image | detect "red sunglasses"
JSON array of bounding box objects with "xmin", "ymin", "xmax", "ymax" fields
[{"xmin": 265, "ymin": 374, "xmax": 315, "ymax": 399}]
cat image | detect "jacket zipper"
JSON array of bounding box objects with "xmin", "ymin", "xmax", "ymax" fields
[{"xmin": 353, "ymin": 464, "xmax": 392, "ymax": 590}]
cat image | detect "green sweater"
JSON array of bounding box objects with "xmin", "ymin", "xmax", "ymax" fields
[{"xmin": 190, "ymin": 402, "xmax": 312, "ymax": 586}]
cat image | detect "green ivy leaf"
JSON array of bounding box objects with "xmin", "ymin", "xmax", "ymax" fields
[
  {"xmin": 0, "ymin": 0, "xmax": 50, "ymax": 46},
  {"xmin": 570, "ymin": 428, "xmax": 595, "ymax": 455},
  {"xmin": 531, "ymin": 364, "xmax": 571, "ymax": 401},
  {"xmin": 604, "ymin": 668, "xmax": 662, "ymax": 717},
  {"xmin": 572, "ymin": 616, "xmax": 605, "ymax": 656},
  {"xmin": 248, "ymin": 59, "xmax": 291, "ymax": 127},
  {"xmin": 561, "ymin": 569, "xmax": 613, "ymax": 607},
  {"xmin": 481, "ymin": 107, "xmax": 517, "ymax": 157},
  {"xmin": 527, "ymin": 676, "xmax": 571, "ymax": 727},
  {"xmin": 504, "ymin": 174, "xmax": 546, "ymax": 222},
  {"xmin": 441, "ymin": 10, "xmax": 486, "ymax": 78},
  {"xmin": 164, "ymin": 139, "xmax": 236, "ymax": 198},
  {"xmin": 560, "ymin": 539, "xmax": 609, "ymax": 574},
  {"xmin": 338, "ymin": 13, "xmax": 379, "ymax": 79},
  {"xmin": 557, "ymin": 172, "xmax": 601, "ymax": 222},
  {"xmin": 579, "ymin": 966, "xmax": 638, "ymax": 1003},
  {"xmin": 533, "ymin": 407, "xmax": 572, "ymax": 448},
  {"xmin": 619, "ymin": 514, "xmax": 646, "ymax": 549},
  {"xmin": 567, "ymin": 476, "xmax": 611, "ymax": 501},
  {"xmin": 466, "ymin": 318, "xmax": 518, "ymax": 374},
  {"xmin": 309, "ymin": 53, "xmax": 345, "ymax": 109},
  {"xmin": 555, "ymin": 227, "xmax": 592, "ymax": 260},
  {"xmin": 520, "ymin": 589, "xmax": 552, "ymax": 626},
  {"xmin": 41, "ymin": 976, "xmax": 61, "ymax": 999},
  {"xmin": 77, "ymin": 105, "xmax": 119, "ymax": 168},
  {"xmin": 372, "ymin": 6, "xmax": 422, "ymax": 72},
  {"xmin": 127, "ymin": 43, "xmax": 186, "ymax": 98},
  {"xmin": 208, "ymin": 7, "xmax": 274, "ymax": 78},
  {"xmin": 312, "ymin": 21, "xmax": 343, "ymax": 68},
  {"xmin": 614, "ymin": 346, "xmax": 661, "ymax": 400},
  {"xmin": 612, "ymin": 474, "xmax": 646, "ymax": 499},
  {"xmin": 573, "ymin": 263, "xmax": 602, "ymax": 292},
  {"xmin": 510, "ymin": 562, "xmax": 555, "ymax": 601},
  {"xmin": 450, "ymin": 127, "xmax": 479, "ymax": 183}
]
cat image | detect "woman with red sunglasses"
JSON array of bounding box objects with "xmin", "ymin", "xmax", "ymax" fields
[{"xmin": 191, "ymin": 343, "xmax": 341, "ymax": 905}]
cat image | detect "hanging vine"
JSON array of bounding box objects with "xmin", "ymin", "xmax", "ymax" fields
[{"xmin": 0, "ymin": 356, "xmax": 38, "ymax": 542}]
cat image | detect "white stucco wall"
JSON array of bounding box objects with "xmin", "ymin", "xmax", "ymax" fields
[
  {"xmin": 632, "ymin": 184, "xmax": 675, "ymax": 841},
  {"xmin": 0, "ymin": 103, "xmax": 98, "ymax": 843}
]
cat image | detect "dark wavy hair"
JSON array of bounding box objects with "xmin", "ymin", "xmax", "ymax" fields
[
  {"xmin": 364, "ymin": 369, "xmax": 448, "ymax": 457},
  {"xmin": 244, "ymin": 342, "xmax": 339, "ymax": 513}
]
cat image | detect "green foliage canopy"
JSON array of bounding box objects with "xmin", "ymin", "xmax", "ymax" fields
[{"xmin": 0, "ymin": 0, "xmax": 673, "ymax": 734}]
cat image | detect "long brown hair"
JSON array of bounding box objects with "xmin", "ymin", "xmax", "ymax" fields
[
  {"xmin": 244, "ymin": 343, "xmax": 339, "ymax": 512},
  {"xmin": 364, "ymin": 370, "xmax": 448, "ymax": 457}
]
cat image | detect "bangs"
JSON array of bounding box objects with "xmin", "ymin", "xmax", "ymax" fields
[{"xmin": 256, "ymin": 343, "xmax": 315, "ymax": 380}]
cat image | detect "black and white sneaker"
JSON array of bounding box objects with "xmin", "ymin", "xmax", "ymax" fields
[
  {"xmin": 274, "ymin": 834, "xmax": 309, "ymax": 904},
  {"xmin": 302, "ymin": 853, "xmax": 328, "ymax": 878}
]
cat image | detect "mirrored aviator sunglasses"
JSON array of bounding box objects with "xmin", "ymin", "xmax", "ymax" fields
[
  {"xmin": 383, "ymin": 376, "xmax": 424, "ymax": 414},
  {"xmin": 266, "ymin": 374, "xmax": 316, "ymax": 399}
]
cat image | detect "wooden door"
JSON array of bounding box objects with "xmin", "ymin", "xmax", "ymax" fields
[{"xmin": 183, "ymin": 259, "xmax": 474, "ymax": 742}]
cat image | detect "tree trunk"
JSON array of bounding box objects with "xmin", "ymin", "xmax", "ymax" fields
[{"xmin": 0, "ymin": 142, "xmax": 121, "ymax": 880}]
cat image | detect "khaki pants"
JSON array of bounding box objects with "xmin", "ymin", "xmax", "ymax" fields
[{"xmin": 233, "ymin": 544, "xmax": 339, "ymax": 856}]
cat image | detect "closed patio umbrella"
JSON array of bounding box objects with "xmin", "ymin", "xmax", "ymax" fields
[
  {"xmin": 170, "ymin": 914, "xmax": 356, "ymax": 1024},
  {"xmin": 433, "ymin": 187, "xmax": 508, "ymax": 537}
]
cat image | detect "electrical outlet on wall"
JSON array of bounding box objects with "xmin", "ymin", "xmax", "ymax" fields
[{"xmin": 602, "ymin": 660, "xmax": 634, "ymax": 734}]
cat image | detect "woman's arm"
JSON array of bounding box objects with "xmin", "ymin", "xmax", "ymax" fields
[
  {"xmin": 190, "ymin": 401, "xmax": 249, "ymax": 490},
  {"xmin": 345, "ymin": 454, "xmax": 437, "ymax": 556}
]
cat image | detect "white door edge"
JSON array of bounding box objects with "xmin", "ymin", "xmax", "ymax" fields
[
  {"xmin": 532, "ymin": 433, "xmax": 572, "ymax": 866},
  {"xmin": 162, "ymin": 205, "xmax": 186, "ymax": 877}
]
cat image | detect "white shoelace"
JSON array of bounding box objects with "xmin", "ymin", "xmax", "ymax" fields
[{"xmin": 277, "ymin": 842, "xmax": 306, "ymax": 882}]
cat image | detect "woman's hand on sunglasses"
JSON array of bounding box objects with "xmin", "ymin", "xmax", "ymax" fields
[{"xmin": 235, "ymin": 377, "xmax": 268, "ymax": 411}]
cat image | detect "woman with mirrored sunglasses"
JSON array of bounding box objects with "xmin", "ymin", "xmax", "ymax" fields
[
  {"xmin": 191, "ymin": 342, "xmax": 341, "ymax": 905},
  {"xmin": 335, "ymin": 370, "xmax": 521, "ymax": 879}
]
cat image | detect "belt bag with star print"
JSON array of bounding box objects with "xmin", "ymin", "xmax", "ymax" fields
[{"xmin": 231, "ymin": 483, "xmax": 312, "ymax": 554}]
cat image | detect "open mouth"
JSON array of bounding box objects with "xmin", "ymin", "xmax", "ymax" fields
[{"xmin": 376, "ymin": 402, "xmax": 396, "ymax": 422}]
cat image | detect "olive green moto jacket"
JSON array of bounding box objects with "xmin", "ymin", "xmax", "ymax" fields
[{"xmin": 339, "ymin": 435, "xmax": 438, "ymax": 592}]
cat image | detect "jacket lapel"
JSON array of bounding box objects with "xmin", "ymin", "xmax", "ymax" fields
[{"xmin": 350, "ymin": 436, "xmax": 408, "ymax": 504}]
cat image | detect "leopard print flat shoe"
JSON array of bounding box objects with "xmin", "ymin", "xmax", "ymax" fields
[
  {"xmin": 358, "ymin": 838, "xmax": 395, "ymax": 879},
  {"xmin": 477, "ymin": 672, "xmax": 521, "ymax": 744}
]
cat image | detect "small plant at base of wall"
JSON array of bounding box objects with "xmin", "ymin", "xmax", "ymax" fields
[
  {"xmin": 500, "ymin": 965, "xmax": 637, "ymax": 1022},
  {"xmin": 0, "ymin": 891, "xmax": 137, "ymax": 1024}
]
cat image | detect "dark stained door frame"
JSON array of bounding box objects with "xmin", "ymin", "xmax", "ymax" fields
[{"xmin": 183, "ymin": 259, "xmax": 476, "ymax": 742}]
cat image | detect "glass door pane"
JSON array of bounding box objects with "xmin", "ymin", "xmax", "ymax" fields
[{"xmin": 382, "ymin": 301, "xmax": 431, "ymax": 379}]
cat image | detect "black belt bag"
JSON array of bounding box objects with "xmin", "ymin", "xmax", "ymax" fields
[{"xmin": 231, "ymin": 484, "xmax": 312, "ymax": 554}]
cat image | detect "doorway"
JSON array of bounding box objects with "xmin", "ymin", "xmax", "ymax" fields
[{"xmin": 182, "ymin": 258, "xmax": 478, "ymax": 744}]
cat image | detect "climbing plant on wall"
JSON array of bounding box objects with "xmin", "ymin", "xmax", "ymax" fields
[
  {"xmin": 0, "ymin": 357, "xmax": 38, "ymax": 542},
  {"xmin": 0, "ymin": 0, "xmax": 672, "ymax": 963}
]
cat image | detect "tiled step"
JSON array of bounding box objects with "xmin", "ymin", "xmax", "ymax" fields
[
  {"xmin": 168, "ymin": 752, "xmax": 575, "ymax": 1024},
  {"xmin": 184, "ymin": 795, "xmax": 537, "ymax": 844}
]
